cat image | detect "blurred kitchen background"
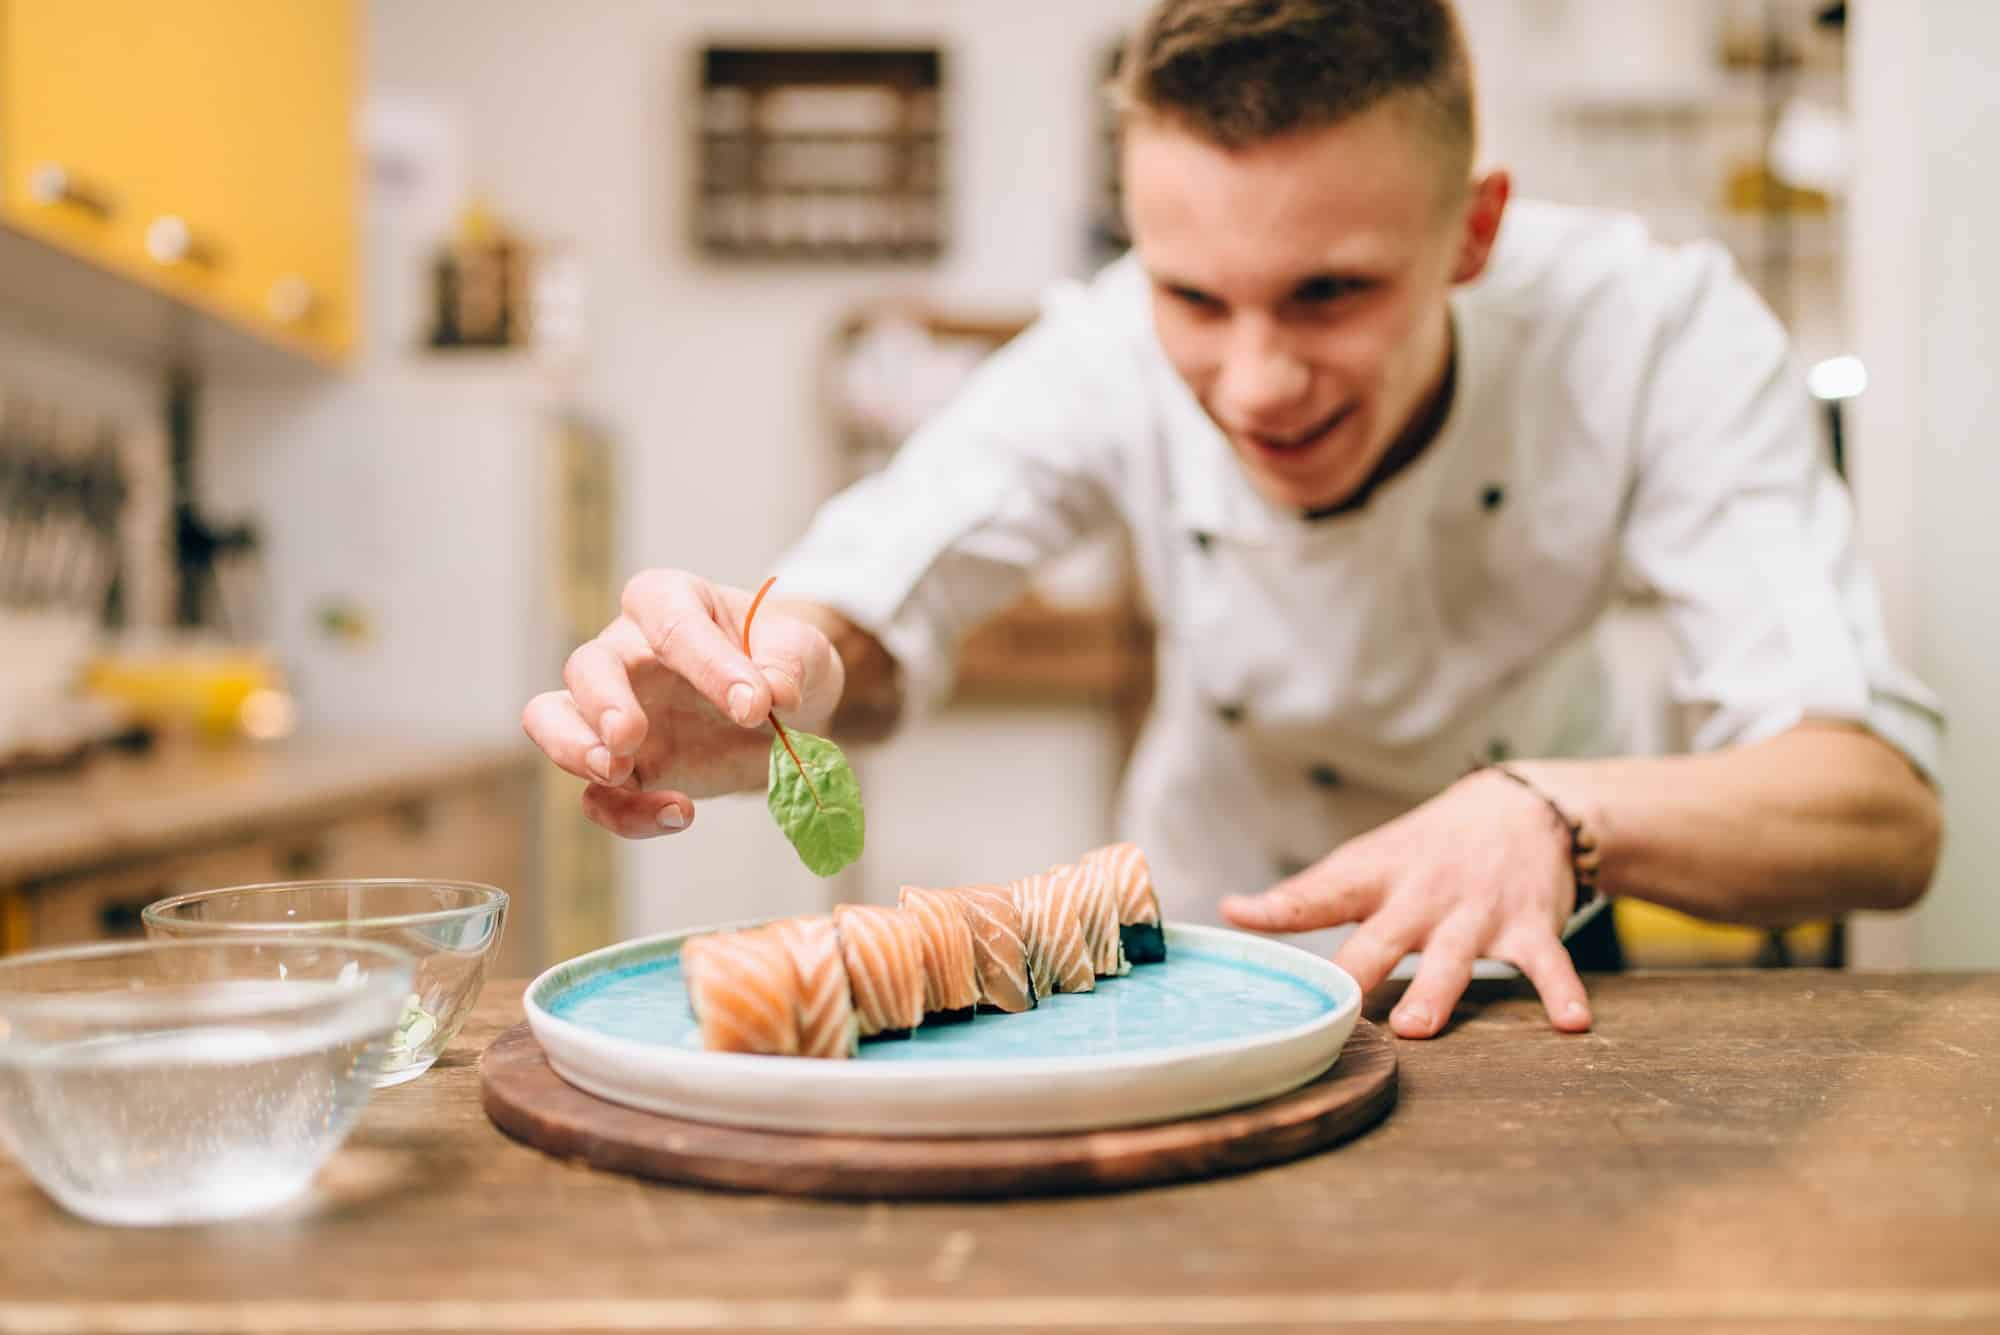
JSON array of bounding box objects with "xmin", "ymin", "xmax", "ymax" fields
[{"xmin": 1, "ymin": 0, "xmax": 1993, "ymax": 976}]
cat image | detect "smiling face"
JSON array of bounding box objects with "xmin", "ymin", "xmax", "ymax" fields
[{"xmin": 1124, "ymin": 103, "xmax": 1506, "ymax": 512}]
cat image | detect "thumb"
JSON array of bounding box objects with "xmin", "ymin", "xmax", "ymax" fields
[
  {"xmin": 752, "ymin": 605, "xmax": 846, "ymax": 722},
  {"xmin": 1221, "ymin": 858, "xmax": 1381, "ymax": 934}
]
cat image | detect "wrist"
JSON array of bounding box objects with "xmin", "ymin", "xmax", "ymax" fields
[
  {"xmin": 779, "ymin": 600, "xmax": 902, "ymax": 743},
  {"xmin": 1487, "ymin": 760, "xmax": 1605, "ymax": 916}
]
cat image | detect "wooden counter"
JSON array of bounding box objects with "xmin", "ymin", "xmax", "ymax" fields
[
  {"xmin": 0, "ymin": 738, "xmax": 541, "ymax": 971},
  {"xmin": 1, "ymin": 971, "xmax": 1993, "ymax": 1333},
  {"xmin": 0, "ymin": 738, "xmax": 532, "ymax": 885}
]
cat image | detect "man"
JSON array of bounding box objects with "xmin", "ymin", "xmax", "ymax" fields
[{"xmin": 524, "ymin": 0, "xmax": 1942, "ymax": 1039}]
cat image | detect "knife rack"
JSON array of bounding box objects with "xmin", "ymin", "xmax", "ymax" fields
[
  {"xmin": 0, "ymin": 383, "xmax": 171, "ymax": 780},
  {"xmin": 0, "ymin": 386, "xmax": 170, "ymax": 626}
]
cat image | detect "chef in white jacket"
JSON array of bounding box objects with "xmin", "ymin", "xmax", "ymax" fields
[{"xmin": 524, "ymin": 0, "xmax": 1942, "ymax": 1039}]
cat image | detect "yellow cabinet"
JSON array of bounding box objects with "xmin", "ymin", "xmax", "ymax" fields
[{"xmin": 0, "ymin": 0, "xmax": 357, "ymax": 363}]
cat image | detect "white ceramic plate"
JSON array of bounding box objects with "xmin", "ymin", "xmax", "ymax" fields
[{"xmin": 524, "ymin": 921, "xmax": 1360, "ymax": 1137}]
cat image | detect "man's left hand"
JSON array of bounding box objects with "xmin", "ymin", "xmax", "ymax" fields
[{"xmin": 1220, "ymin": 769, "xmax": 1594, "ymax": 1039}]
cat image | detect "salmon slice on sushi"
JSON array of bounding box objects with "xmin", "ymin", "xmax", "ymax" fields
[
  {"xmin": 1008, "ymin": 872, "xmax": 1096, "ymax": 996},
  {"xmin": 896, "ymin": 886, "xmax": 981, "ymax": 1023},
  {"xmin": 945, "ymin": 885, "xmax": 1038, "ymax": 1013},
  {"xmin": 771, "ymin": 915, "xmax": 859, "ymax": 1059},
  {"xmin": 1044, "ymin": 858, "xmax": 1130, "ymax": 978},
  {"xmin": 680, "ymin": 925, "xmax": 802, "ymax": 1056},
  {"xmin": 1082, "ymin": 841, "xmax": 1166, "ymax": 964},
  {"xmin": 832, "ymin": 903, "xmax": 928, "ymax": 1040}
]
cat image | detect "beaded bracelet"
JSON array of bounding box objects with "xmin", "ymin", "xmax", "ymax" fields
[{"xmin": 1487, "ymin": 763, "xmax": 1601, "ymax": 912}]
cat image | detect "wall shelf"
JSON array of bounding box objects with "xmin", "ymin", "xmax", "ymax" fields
[{"xmin": 696, "ymin": 46, "xmax": 945, "ymax": 263}]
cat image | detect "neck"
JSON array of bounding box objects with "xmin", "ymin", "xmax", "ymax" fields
[{"xmin": 1303, "ymin": 322, "xmax": 1458, "ymax": 522}]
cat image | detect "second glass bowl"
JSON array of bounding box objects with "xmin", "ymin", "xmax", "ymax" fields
[{"xmin": 142, "ymin": 879, "xmax": 507, "ymax": 1086}]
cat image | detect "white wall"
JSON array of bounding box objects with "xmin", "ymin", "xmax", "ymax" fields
[
  {"xmin": 0, "ymin": 315, "xmax": 160, "ymax": 432},
  {"xmin": 1847, "ymin": 0, "xmax": 2000, "ymax": 969},
  {"xmin": 344, "ymin": 0, "xmax": 1149, "ymax": 933},
  {"xmin": 200, "ymin": 0, "xmax": 1929, "ymax": 948}
]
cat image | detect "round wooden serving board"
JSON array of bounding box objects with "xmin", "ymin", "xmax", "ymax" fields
[{"xmin": 479, "ymin": 1021, "xmax": 1397, "ymax": 1199}]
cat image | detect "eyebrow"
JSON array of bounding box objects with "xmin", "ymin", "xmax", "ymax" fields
[{"xmin": 1148, "ymin": 269, "xmax": 1376, "ymax": 299}]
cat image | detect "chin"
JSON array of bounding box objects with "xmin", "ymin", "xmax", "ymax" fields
[
  {"xmin": 1236, "ymin": 445, "xmax": 1374, "ymax": 514},
  {"xmin": 1224, "ymin": 409, "xmax": 1378, "ymax": 514}
]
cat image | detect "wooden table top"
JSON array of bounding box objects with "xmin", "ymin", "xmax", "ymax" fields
[
  {"xmin": 2, "ymin": 971, "xmax": 1994, "ymax": 1334},
  {"xmin": 0, "ymin": 737, "xmax": 534, "ymax": 884}
]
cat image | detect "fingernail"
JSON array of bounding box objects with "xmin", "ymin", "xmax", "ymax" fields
[
  {"xmin": 586, "ymin": 746, "xmax": 613, "ymax": 782},
  {"xmin": 1564, "ymin": 1001, "xmax": 1590, "ymax": 1025},
  {"xmin": 727, "ymin": 682, "xmax": 757, "ymax": 725},
  {"xmin": 600, "ymin": 709, "xmax": 626, "ymax": 745},
  {"xmin": 658, "ymin": 807, "xmax": 688, "ymax": 831},
  {"xmin": 1397, "ymin": 1007, "xmax": 1431, "ymax": 1032}
]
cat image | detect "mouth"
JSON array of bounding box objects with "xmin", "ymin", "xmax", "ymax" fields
[{"xmin": 1239, "ymin": 405, "xmax": 1355, "ymax": 462}]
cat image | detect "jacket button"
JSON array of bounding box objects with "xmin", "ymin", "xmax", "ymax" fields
[
  {"xmin": 1307, "ymin": 764, "xmax": 1340, "ymax": 788},
  {"xmin": 1216, "ymin": 702, "xmax": 1245, "ymax": 725},
  {"xmin": 1482, "ymin": 484, "xmax": 1506, "ymax": 511},
  {"xmin": 1191, "ymin": 530, "xmax": 1213, "ymax": 552}
]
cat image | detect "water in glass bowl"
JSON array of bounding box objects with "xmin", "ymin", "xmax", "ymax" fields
[{"xmin": 0, "ymin": 980, "xmax": 394, "ymax": 1226}]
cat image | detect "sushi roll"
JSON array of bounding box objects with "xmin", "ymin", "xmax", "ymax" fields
[
  {"xmin": 946, "ymin": 885, "xmax": 1038, "ymax": 1014},
  {"xmin": 896, "ymin": 886, "xmax": 981, "ymax": 1023},
  {"xmin": 680, "ymin": 926, "xmax": 802, "ymax": 1056},
  {"xmin": 1008, "ymin": 872, "xmax": 1096, "ymax": 996},
  {"xmin": 1045, "ymin": 859, "xmax": 1130, "ymax": 978},
  {"xmin": 1083, "ymin": 841, "xmax": 1166, "ymax": 964},
  {"xmin": 772, "ymin": 916, "xmax": 859, "ymax": 1059},
  {"xmin": 832, "ymin": 903, "xmax": 928, "ymax": 1040}
]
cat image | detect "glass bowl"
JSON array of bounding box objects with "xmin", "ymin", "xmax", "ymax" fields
[
  {"xmin": 0, "ymin": 937, "xmax": 414, "ymax": 1226},
  {"xmin": 142, "ymin": 879, "xmax": 507, "ymax": 1087}
]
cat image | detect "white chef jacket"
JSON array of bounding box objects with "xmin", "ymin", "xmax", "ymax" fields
[{"xmin": 774, "ymin": 200, "xmax": 1943, "ymax": 943}]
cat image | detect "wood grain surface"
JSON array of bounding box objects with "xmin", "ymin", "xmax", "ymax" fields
[
  {"xmin": 2, "ymin": 971, "xmax": 1996, "ymax": 1334},
  {"xmin": 479, "ymin": 1021, "xmax": 1398, "ymax": 1199},
  {"xmin": 0, "ymin": 738, "xmax": 533, "ymax": 884}
]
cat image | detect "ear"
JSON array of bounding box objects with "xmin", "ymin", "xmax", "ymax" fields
[{"xmin": 1450, "ymin": 170, "xmax": 1511, "ymax": 285}]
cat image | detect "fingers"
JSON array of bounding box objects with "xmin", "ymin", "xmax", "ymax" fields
[
  {"xmin": 522, "ymin": 690, "xmax": 624, "ymax": 785},
  {"xmin": 1390, "ymin": 915, "xmax": 1483, "ymax": 1039},
  {"xmin": 748, "ymin": 608, "xmax": 841, "ymax": 718},
  {"xmin": 621, "ymin": 570, "xmax": 770, "ymax": 727},
  {"xmin": 562, "ymin": 638, "xmax": 642, "ymax": 778},
  {"xmin": 1510, "ymin": 933, "xmax": 1594, "ymax": 1033},
  {"xmin": 580, "ymin": 783, "xmax": 695, "ymax": 839},
  {"xmin": 1332, "ymin": 918, "xmax": 1417, "ymax": 997},
  {"xmin": 1221, "ymin": 861, "xmax": 1382, "ymax": 934}
]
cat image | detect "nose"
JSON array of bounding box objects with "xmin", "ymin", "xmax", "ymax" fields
[{"xmin": 1214, "ymin": 315, "xmax": 1310, "ymax": 428}]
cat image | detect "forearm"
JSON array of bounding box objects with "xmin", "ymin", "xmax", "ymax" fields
[
  {"xmin": 772, "ymin": 600, "xmax": 905, "ymax": 744},
  {"xmin": 1513, "ymin": 722, "xmax": 1942, "ymax": 925}
]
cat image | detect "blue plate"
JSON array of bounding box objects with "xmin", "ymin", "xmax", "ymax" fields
[
  {"xmin": 548, "ymin": 943, "xmax": 1337, "ymax": 1062},
  {"xmin": 525, "ymin": 922, "xmax": 1361, "ymax": 1136}
]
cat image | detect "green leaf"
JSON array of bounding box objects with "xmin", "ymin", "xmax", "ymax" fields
[{"xmin": 767, "ymin": 729, "xmax": 865, "ymax": 877}]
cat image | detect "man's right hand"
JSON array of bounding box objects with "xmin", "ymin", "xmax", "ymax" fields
[{"xmin": 521, "ymin": 569, "xmax": 845, "ymax": 839}]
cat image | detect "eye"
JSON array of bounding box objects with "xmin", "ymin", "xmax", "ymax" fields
[
  {"xmin": 1166, "ymin": 285, "xmax": 1223, "ymax": 316},
  {"xmin": 1291, "ymin": 275, "xmax": 1367, "ymax": 307}
]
